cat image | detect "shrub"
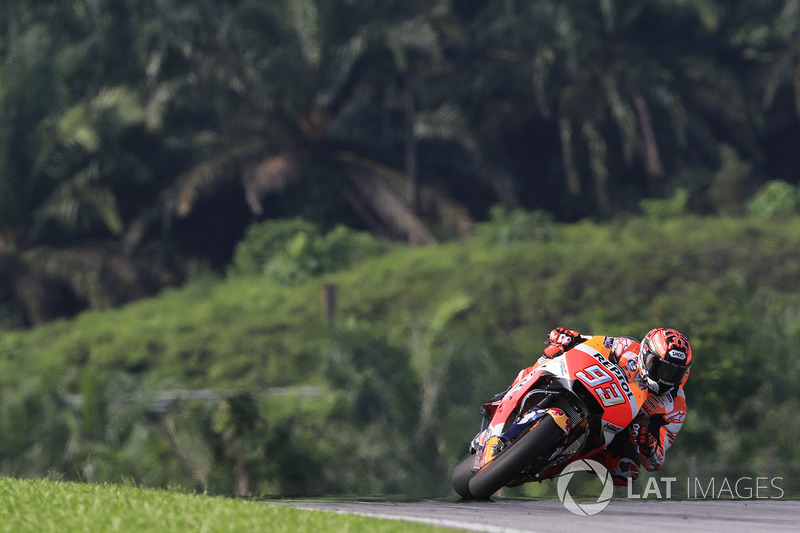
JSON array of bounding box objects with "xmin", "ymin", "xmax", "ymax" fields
[
  {"xmin": 709, "ymin": 144, "xmax": 754, "ymax": 216},
  {"xmin": 229, "ymin": 219, "xmax": 318, "ymax": 277},
  {"xmin": 640, "ymin": 188, "xmax": 689, "ymax": 220},
  {"xmin": 746, "ymin": 180, "xmax": 800, "ymax": 219},
  {"xmin": 229, "ymin": 219, "xmax": 391, "ymax": 285},
  {"xmin": 475, "ymin": 205, "xmax": 554, "ymax": 244}
]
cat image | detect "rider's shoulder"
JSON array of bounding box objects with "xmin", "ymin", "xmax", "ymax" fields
[{"xmin": 672, "ymin": 386, "xmax": 687, "ymax": 404}]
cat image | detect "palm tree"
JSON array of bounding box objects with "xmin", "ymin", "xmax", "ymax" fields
[
  {"xmin": 0, "ymin": 6, "xmax": 176, "ymax": 326},
  {"xmin": 754, "ymin": 1, "xmax": 800, "ymax": 187},
  {"xmin": 761, "ymin": 0, "xmax": 800, "ymax": 116},
  {"xmin": 134, "ymin": 0, "xmax": 472, "ymax": 245},
  {"xmin": 460, "ymin": 0, "xmax": 759, "ymax": 213}
]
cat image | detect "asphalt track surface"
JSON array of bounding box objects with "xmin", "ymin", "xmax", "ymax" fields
[{"xmin": 280, "ymin": 498, "xmax": 800, "ymax": 532}]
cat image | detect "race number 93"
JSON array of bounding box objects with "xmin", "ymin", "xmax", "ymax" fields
[{"xmin": 575, "ymin": 364, "xmax": 625, "ymax": 407}]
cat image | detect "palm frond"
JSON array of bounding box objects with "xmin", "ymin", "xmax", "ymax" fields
[
  {"xmin": 634, "ymin": 94, "xmax": 665, "ymax": 179},
  {"xmin": 763, "ymin": 36, "xmax": 800, "ymax": 108},
  {"xmin": 601, "ymin": 74, "xmax": 638, "ymax": 164},
  {"xmin": 288, "ymin": 0, "xmax": 321, "ymax": 68},
  {"xmin": 57, "ymin": 105, "xmax": 101, "ymax": 152},
  {"xmin": 85, "ymin": 188, "xmax": 125, "ymax": 236},
  {"xmin": 124, "ymin": 140, "xmax": 266, "ymax": 253},
  {"xmin": 421, "ymin": 190, "xmax": 474, "ymax": 239},
  {"xmin": 386, "ymin": 18, "xmax": 442, "ymax": 72},
  {"xmin": 654, "ymin": 88, "xmax": 690, "ymax": 149},
  {"xmin": 21, "ymin": 246, "xmax": 123, "ymax": 310},
  {"xmin": 92, "ymin": 87, "xmax": 145, "ymax": 129},
  {"xmin": 30, "ymin": 164, "xmax": 96, "ymax": 235},
  {"xmin": 338, "ymin": 152, "xmax": 436, "ymax": 245},
  {"xmin": 677, "ymin": 0, "xmax": 722, "ymax": 32},
  {"xmin": 14, "ymin": 243, "xmax": 177, "ymax": 323},
  {"xmin": 795, "ymin": 64, "xmax": 800, "ymax": 116},
  {"xmin": 122, "ymin": 194, "xmax": 176, "ymax": 256},
  {"xmin": 175, "ymin": 141, "xmax": 265, "ymax": 217},
  {"xmin": 56, "ymin": 87, "xmax": 144, "ymax": 153},
  {"xmin": 582, "ymin": 121, "xmax": 610, "ymax": 211},
  {"xmin": 316, "ymin": 25, "xmax": 368, "ymax": 111},
  {"xmin": 241, "ymin": 153, "xmax": 302, "ymax": 215},
  {"xmin": 558, "ymin": 117, "xmax": 582, "ymax": 195},
  {"xmin": 531, "ymin": 46, "xmax": 557, "ymax": 116},
  {"xmin": 415, "ymin": 104, "xmax": 479, "ymax": 159},
  {"xmin": 339, "ymin": 150, "xmax": 474, "ymax": 240},
  {"xmin": 348, "ymin": 172, "xmax": 437, "ymax": 245}
]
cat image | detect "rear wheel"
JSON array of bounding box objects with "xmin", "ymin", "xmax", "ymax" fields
[
  {"xmin": 451, "ymin": 453, "xmax": 476, "ymax": 500},
  {"xmin": 468, "ymin": 416, "xmax": 564, "ymax": 500}
]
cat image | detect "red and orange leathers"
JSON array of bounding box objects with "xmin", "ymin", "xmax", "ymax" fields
[{"xmin": 607, "ymin": 336, "xmax": 688, "ymax": 471}]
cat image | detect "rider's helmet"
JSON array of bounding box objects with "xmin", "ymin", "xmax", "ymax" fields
[{"xmin": 638, "ymin": 328, "xmax": 692, "ymax": 395}]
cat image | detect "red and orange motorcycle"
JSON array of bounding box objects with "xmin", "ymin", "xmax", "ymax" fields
[{"xmin": 452, "ymin": 335, "xmax": 649, "ymax": 500}]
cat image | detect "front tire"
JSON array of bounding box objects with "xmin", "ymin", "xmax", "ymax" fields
[
  {"xmin": 451, "ymin": 453, "xmax": 476, "ymax": 500},
  {"xmin": 468, "ymin": 416, "xmax": 564, "ymax": 500}
]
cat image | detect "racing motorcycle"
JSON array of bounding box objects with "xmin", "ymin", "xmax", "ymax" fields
[{"xmin": 452, "ymin": 335, "xmax": 648, "ymax": 500}]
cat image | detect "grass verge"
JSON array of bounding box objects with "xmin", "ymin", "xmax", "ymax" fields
[{"xmin": 0, "ymin": 477, "xmax": 447, "ymax": 532}]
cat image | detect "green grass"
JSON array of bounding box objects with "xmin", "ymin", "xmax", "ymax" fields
[{"xmin": 0, "ymin": 478, "xmax": 445, "ymax": 532}]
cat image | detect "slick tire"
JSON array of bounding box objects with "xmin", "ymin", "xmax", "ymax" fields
[
  {"xmin": 468, "ymin": 416, "xmax": 564, "ymax": 500},
  {"xmin": 451, "ymin": 453, "xmax": 476, "ymax": 500}
]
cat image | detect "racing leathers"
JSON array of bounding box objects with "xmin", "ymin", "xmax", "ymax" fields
[{"xmin": 599, "ymin": 335, "xmax": 688, "ymax": 484}]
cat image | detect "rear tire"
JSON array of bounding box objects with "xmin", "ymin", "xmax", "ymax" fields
[
  {"xmin": 451, "ymin": 453, "xmax": 476, "ymax": 500},
  {"xmin": 468, "ymin": 416, "xmax": 564, "ymax": 500}
]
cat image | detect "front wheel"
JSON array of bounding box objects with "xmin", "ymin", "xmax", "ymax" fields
[
  {"xmin": 451, "ymin": 453, "xmax": 476, "ymax": 500},
  {"xmin": 468, "ymin": 416, "xmax": 564, "ymax": 500}
]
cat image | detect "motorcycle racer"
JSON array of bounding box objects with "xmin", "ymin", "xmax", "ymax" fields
[{"xmin": 482, "ymin": 326, "xmax": 692, "ymax": 486}]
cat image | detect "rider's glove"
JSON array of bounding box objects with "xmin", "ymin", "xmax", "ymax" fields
[
  {"xmin": 543, "ymin": 327, "xmax": 581, "ymax": 358},
  {"xmin": 630, "ymin": 422, "xmax": 658, "ymax": 455}
]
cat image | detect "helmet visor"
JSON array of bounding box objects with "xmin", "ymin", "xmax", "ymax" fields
[{"xmin": 642, "ymin": 341, "xmax": 690, "ymax": 389}]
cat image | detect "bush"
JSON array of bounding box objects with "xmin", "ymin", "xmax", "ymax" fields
[
  {"xmin": 709, "ymin": 144, "xmax": 754, "ymax": 216},
  {"xmin": 229, "ymin": 219, "xmax": 317, "ymax": 277},
  {"xmin": 746, "ymin": 180, "xmax": 800, "ymax": 219},
  {"xmin": 640, "ymin": 188, "xmax": 689, "ymax": 220},
  {"xmin": 475, "ymin": 205, "xmax": 554, "ymax": 244},
  {"xmin": 229, "ymin": 219, "xmax": 391, "ymax": 285}
]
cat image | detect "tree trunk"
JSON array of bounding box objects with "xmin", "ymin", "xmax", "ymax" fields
[
  {"xmin": 405, "ymin": 72, "xmax": 420, "ymax": 214},
  {"xmin": 634, "ymin": 94, "xmax": 664, "ymax": 194},
  {"xmin": 559, "ymin": 117, "xmax": 582, "ymax": 195}
]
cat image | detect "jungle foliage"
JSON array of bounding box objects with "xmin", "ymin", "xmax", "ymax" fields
[
  {"xmin": 3, "ymin": 0, "xmax": 800, "ymax": 500},
  {"xmin": 1, "ymin": 212, "xmax": 799, "ymax": 497},
  {"xmin": 3, "ymin": 0, "xmax": 800, "ymax": 327}
]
